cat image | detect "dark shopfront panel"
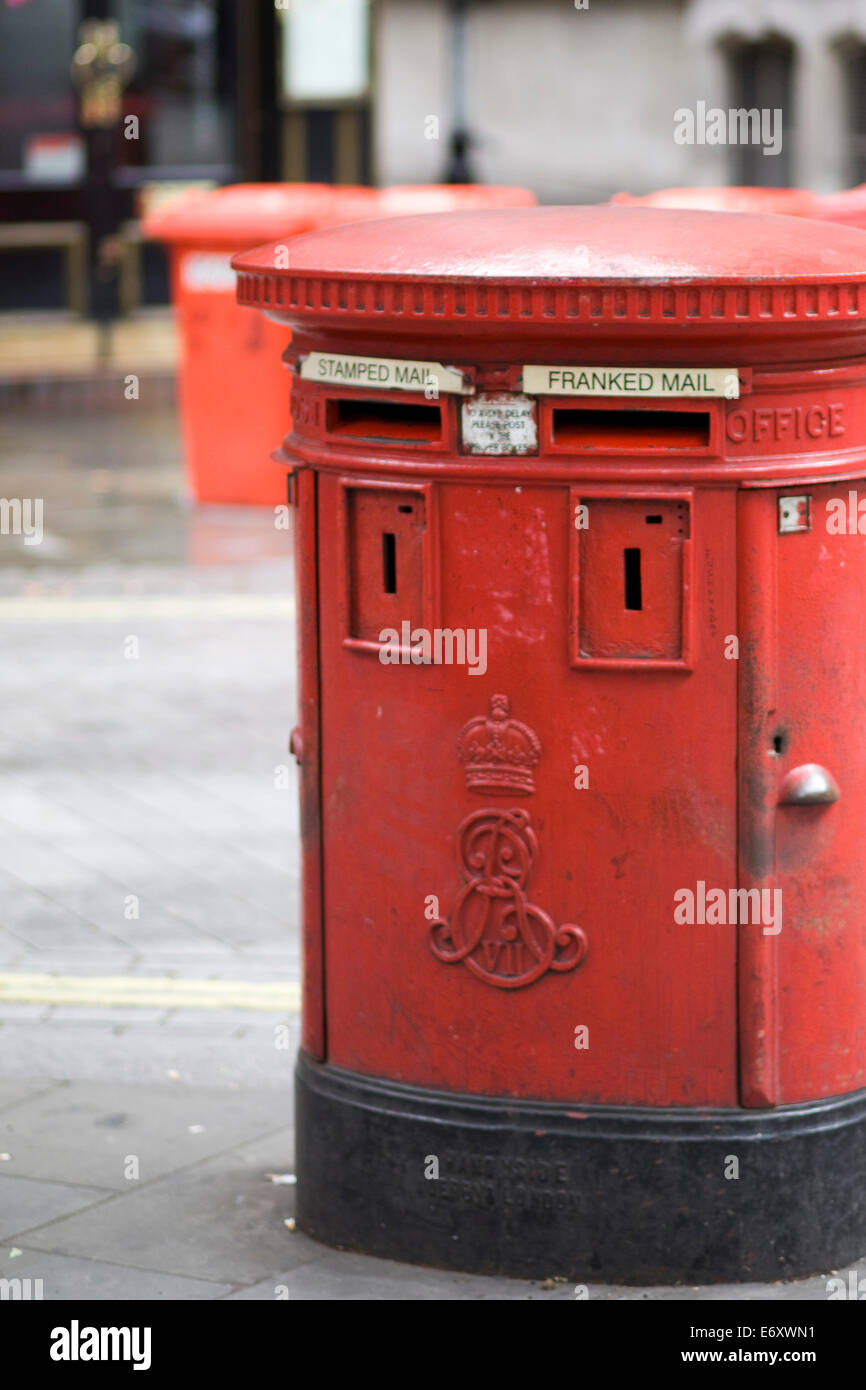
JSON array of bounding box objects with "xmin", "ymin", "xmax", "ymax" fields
[
  {"xmin": 0, "ymin": 0, "xmax": 373, "ymax": 317},
  {"xmin": 0, "ymin": 0, "xmax": 240, "ymax": 314}
]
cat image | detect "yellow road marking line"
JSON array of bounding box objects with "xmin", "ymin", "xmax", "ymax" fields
[
  {"xmin": 0, "ymin": 972, "xmax": 300, "ymax": 1013},
  {"xmin": 0, "ymin": 596, "xmax": 293, "ymax": 621}
]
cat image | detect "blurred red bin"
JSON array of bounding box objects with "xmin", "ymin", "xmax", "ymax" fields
[{"xmin": 611, "ymin": 181, "xmax": 866, "ymax": 231}]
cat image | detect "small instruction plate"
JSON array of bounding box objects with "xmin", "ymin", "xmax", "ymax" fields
[
  {"xmin": 462, "ymin": 394, "xmax": 538, "ymax": 455},
  {"xmin": 778, "ymin": 495, "xmax": 811, "ymax": 534}
]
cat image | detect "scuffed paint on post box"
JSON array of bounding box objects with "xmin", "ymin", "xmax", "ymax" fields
[{"xmin": 235, "ymin": 206, "xmax": 866, "ymax": 1284}]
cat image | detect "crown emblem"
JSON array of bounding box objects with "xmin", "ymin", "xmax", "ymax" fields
[{"xmin": 456, "ymin": 695, "xmax": 542, "ymax": 796}]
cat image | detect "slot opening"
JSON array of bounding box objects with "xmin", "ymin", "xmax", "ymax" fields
[
  {"xmin": 624, "ymin": 548, "xmax": 642, "ymax": 611},
  {"xmin": 382, "ymin": 532, "xmax": 397, "ymax": 593},
  {"xmin": 328, "ymin": 398, "xmax": 442, "ymax": 444},
  {"xmin": 553, "ymin": 408, "xmax": 711, "ymax": 450}
]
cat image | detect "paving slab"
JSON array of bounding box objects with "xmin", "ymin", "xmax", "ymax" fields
[
  {"xmin": 23, "ymin": 1129, "xmax": 306, "ymax": 1286},
  {"xmin": 0, "ymin": 1173, "xmax": 112, "ymax": 1242},
  {"xmin": 229, "ymin": 1247, "xmax": 563, "ymax": 1301},
  {"xmin": 0, "ymin": 1017, "xmax": 298, "ymax": 1088},
  {"xmin": 0, "ymin": 1246, "xmax": 233, "ymax": 1300},
  {"xmin": 226, "ymin": 1246, "xmax": 866, "ymax": 1302},
  {"xmin": 0, "ymin": 1079, "xmax": 61, "ymax": 1112},
  {"xmin": 0, "ymin": 877, "xmax": 127, "ymax": 953},
  {"xmin": 0, "ymin": 950, "xmax": 140, "ymax": 974},
  {"xmin": 0, "ymin": 1081, "xmax": 292, "ymax": 1189}
]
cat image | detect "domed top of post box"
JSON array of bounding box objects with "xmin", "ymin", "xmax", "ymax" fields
[{"xmin": 233, "ymin": 205, "xmax": 866, "ymax": 362}]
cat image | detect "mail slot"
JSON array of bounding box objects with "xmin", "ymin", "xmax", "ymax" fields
[
  {"xmin": 327, "ymin": 398, "xmax": 443, "ymax": 444},
  {"xmin": 552, "ymin": 406, "xmax": 712, "ymax": 450},
  {"xmin": 234, "ymin": 204, "xmax": 866, "ymax": 1284}
]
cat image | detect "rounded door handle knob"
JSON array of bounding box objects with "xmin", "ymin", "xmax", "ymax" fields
[{"xmin": 778, "ymin": 763, "xmax": 840, "ymax": 806}]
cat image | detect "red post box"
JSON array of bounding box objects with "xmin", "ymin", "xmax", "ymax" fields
[
  {"xmin": 612, "ymin": 182, "xmax": 866, "ymax": 233},
  {"xmin": 610, "ymin": 185, "xmax": 817, "ymax": 215},
  {"xmin": 145, "ymin": 183, "xmax": 536, "ymax": 507},
  {"xmin": 235, "ymin": 205, "xmax": 866, "ymax": 1283},
  {"xmin": 809, "ymin": 184, "xmax": 866, "ymax": 230},
  {"xmin": 377, "ymin": 184, "xmax": 538, "ymax": 214}
]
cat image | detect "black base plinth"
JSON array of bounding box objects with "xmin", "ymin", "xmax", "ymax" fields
[{"xmin": 295, "ymin": 1052, "xmax": 866, "ymax": 1284}]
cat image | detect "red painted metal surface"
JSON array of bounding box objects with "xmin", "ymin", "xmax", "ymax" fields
[
  {"xmin": 236, "ymin": 206, "xmax": 866, "ymax": 1110},
  {"xmin": 773, "ymin": 482, "xmax": 866, "ymax": 1101},
  {"xmin": 737, "ymin": 489, "xmax": 781, "ymax": 1108},
  {"xmin": 292, "ymin": 464, "xmax": 326, "ymax": 1059}
]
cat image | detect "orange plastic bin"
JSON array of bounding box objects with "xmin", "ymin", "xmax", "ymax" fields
[
  {"xmin": 143, "ymin": 184, "xmax": 377, "ymax": 505},
  {"xmin": 145, "ymin": 182, "xmax": 536, "ymax": 505}
]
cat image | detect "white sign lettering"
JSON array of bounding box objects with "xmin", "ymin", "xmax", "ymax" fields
[
  {"xmin": 300, "ymin": 352, "xmax": 469, "ymax": 394},
  {"xmin": 462, "ymin": 394, "xmax": 537, "ymax": 455},
  {"xmin": 522, "ymin": 366, "xmax": 739, "ymax": 399}
]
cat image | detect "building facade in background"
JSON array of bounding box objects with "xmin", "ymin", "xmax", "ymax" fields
[
  {"xmin": 2, "ymin": 0, "xmax": 866, "ymax": 313},
  {"xmin": 376, "ymin": 0, "xmax": 866, "ymax": 200}
]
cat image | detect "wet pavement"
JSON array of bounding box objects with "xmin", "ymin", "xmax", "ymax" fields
[
  {"xmin": 0, "ymin": 401, "xmax": 861, "ymax": 1299},
  {"xmin": 0, "ymin": 402, "xmax": 288, "ymax": 582}
]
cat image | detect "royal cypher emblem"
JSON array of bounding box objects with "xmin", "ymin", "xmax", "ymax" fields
[{"xmin": 430, "ymin": 697, "xmax": 588, "ymax": 989}]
